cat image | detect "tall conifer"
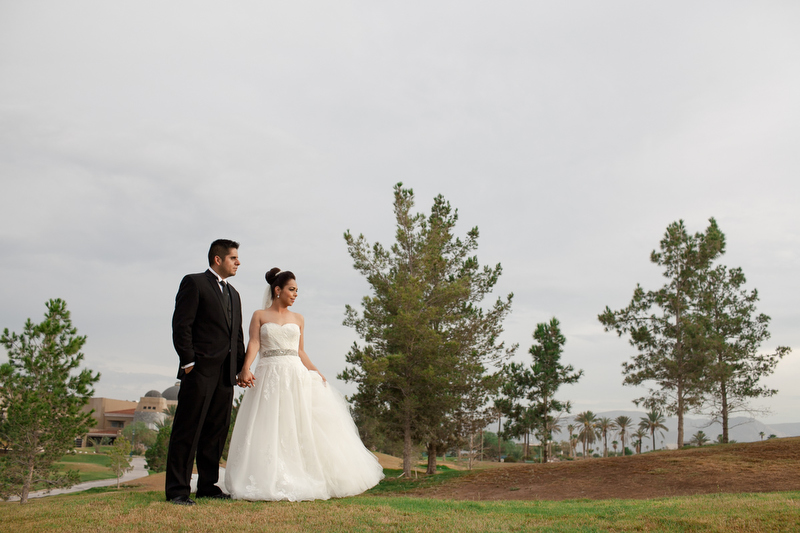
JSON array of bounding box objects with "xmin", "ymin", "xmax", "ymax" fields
[
  {"xmin": 0, "ymin": 299, "xmax": 99, "ymax": 503},
  {"xmin": 340, "ymin": 183, "xmax": 514, "ymax": 475},
  {"xmin": 599, "ymin": 219, "xmax": 724, "ymax": 448}
]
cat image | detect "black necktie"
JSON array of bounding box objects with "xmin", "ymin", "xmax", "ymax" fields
[{"xmin": 220, "ymin": 280, "xmax": 232, "ymax": 325}]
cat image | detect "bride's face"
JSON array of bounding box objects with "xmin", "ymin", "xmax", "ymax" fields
[{"xmin": 275, "ymin": 279, "xmax": 298, "ymax": 307}]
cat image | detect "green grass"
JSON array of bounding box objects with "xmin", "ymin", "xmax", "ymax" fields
[
  {"xmin": 366, "ymin": 468, "xmax": 473, "ymax": 495},
  {"xmin": 51, "ymin": 451, "xmax": 117, "ymax": 483},
  {"xmin": 1, "ymin": 490, "xmax": 799, "ymax": 532},
  {"xmin": 58, "ymin": 453, "xmax": 112, "ymax": 467}
]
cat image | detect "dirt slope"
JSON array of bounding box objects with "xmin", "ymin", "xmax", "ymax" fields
[{"xmin": 413, "ymin": 437, "xmax": 800, "ymax": 501}]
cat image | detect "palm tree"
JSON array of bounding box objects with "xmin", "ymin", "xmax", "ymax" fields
[
  {"xmin": 639, "ymin": 410, "xmax": 668, "ymax": 451},
  {"xmin": 632, "ymin": 428, "xmax": 647, "ymax": 454},
  {"xmin": 566, "ymin": 424, "xmax": 576, "ymax": 458},
  {"xmin": 615, "ymin": 416, "xmax": 634, "ymax": 455},
  {"xmin": 611, "ymin": 440, "xmax": 619, "ymax": 456},
  {"xmin": 690, "ymin": 431, "xmax": 710, "ymax": 447},
  {"xmin": 597, "ymin": 417, "xmax": 616, "ymax": 457},
  {"xmin": 759, "ymin": 431, "xmax": 765, "ymax": 441},
  {"xmin": 156, "ymin": 404, "xmax": 177, "ymax": 430},
  {"xmin": 574, "ymin": 411, "xmax": 599, "ymax": 458}
]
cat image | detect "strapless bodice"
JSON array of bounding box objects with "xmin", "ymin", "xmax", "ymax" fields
[{"xmin": 260, "ymin": 322, "xmax": 301, "ymax": 355}]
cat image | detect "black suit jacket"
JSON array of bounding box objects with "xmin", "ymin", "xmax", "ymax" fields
[{"xmin": 172, "ymin": 269, "xmax": 245, "ymax": 385}]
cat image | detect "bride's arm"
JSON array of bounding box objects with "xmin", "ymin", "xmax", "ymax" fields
[
  {"xmin": 297, "ymin": 315, "xmax": 326, "ymax": 382},
  {"xmin": 237, "ymin": 312, "xmax": 262, "ymax": 387}
]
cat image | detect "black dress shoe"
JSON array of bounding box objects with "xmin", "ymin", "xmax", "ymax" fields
[
  {"xmin": 168, "ymin": 496, "xmax": 196, "ymax": 506},
  {"xmin": 197, "ymin": 493, "xmax": 231, "ymax": 500}
]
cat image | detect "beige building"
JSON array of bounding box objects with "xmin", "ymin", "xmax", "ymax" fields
[{"xmin": 78, "ymin": 383, "xmax": 180, "ymax": 447}]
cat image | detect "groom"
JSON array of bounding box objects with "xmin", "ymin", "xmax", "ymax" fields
[{"xmin": 166, "ymin": 239, "xmax": 246, "ymax": 505}]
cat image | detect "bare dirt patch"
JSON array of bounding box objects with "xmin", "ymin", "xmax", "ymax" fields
[
  {"xmin": 125, "ymin": 472, "xmax": 166, "ymax": 492},
  {"xmin": 412, "ymin": 437, "xmax": 800, "ymax": 501}
]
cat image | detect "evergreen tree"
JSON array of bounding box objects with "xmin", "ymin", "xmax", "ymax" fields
[
  {"xmin": 107, "ymin": 435, "xmax": 133, "ymax": 488},
  {"xmin": 599, "ymin": 218, "xmax": 725, "ymax": 448},
  {"xmin": 0, "ymin": 299, "xmax": 100, "ymax": 504},
  {"xmin": 145, "ymin": 426, "xmax": 170, "ymax": 473},
  {"xmin": 697, "ymin": 265, "xmax": 790, "ymax": 443},
  {"xmin": 496, "ymin": 318, "xmax": 582, "ymax": 463},
  {"xmin": 494, "ymin": 361, "xmax": 536, "ymax": 456},
  {"xmin": 340, "ymin": 183, "xmax": 514, "ymax": 475}
]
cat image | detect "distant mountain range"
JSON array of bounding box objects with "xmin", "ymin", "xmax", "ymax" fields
[{"xmin": 548, "ymin": 410, "xmax": 800, "ymax": 449}]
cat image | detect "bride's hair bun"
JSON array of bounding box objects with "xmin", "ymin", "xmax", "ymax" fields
[{"xmin": 265, "ymin": 267, "xmax": 282, "ymax": 285}]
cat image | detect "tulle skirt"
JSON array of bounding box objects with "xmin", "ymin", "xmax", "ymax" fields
[{"xmin": 224, "ymin": 355, "xmax": 384, "ymax": 501}]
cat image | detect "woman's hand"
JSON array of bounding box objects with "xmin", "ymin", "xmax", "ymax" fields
[{"xmin": 237, "ymin": 368, "xmax": 255, "ymax": 388}]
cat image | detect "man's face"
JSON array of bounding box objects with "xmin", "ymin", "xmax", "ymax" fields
[{"xmin": 216, "ymin": 248, "xmax": 240, "ymax": 279}]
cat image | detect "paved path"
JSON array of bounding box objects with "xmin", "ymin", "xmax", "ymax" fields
[
  {"xmin": 7, "ymin": 457, "xmax": 150, "ymax": 501},
  {"xmin": 7, "ymin": 460, "xmax": 228, "ymax": 501}
]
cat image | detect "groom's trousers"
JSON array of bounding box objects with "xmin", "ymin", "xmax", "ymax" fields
[{"xmin": 165, "ymin": 357, "xmax": 234, "ymax": 500}]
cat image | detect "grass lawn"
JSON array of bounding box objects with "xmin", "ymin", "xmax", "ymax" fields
[
  {"xmin": 366, "ymin": 468, "xmax": 470, "ymax": 496},
  {"xmin": 52, "ymin": 451, "xmax": 117, "ymax": 483},
  {"xmin": 5, "ymin": 440, "xmax": 800, "ymax": 531},
  {"xmin": 1, "ymin": 489, "xmax": 799, "ymax": 532}
]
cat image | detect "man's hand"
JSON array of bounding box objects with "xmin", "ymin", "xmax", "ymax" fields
[{"xmin": 184, "ymin": 366, "xmax": 194, "ymax": 374}]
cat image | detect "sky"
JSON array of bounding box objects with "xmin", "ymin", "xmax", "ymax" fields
[{"xmin": 1, "ymin": 1, "xmax": 798, "ymax": 424}]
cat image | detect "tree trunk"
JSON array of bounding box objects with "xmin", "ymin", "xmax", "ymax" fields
[
  {"xmin": 403, "ymin": 407, "xmax": 412, "ymax": 476},
  {"xmin": 21, "ymin": 460, "xmax": 33, "ymax": 505},
  {"xmin": 541, "ymin": 435, "xmax": 547, "ymax": 464},
  {"xmin": 720, "ymin": 353, "xmax": 729, "ymax": 444},
  {"xmin": 497, "ymin": 415, "xmax": 502, "ymax": 461},
  {"xmin": 675, "ymin": 281, "xmax": 685, "ymax": 449},
  {"xmin": 426, "ymin": 443, "xmax": 437, "ymax": 474},
  {"xmin": 468, "ymin": 433, "xmax": 474, "ymax": 470},
  {"xmin": 676, "ymin": 380, "xmax": 685, "ymax": 448}
]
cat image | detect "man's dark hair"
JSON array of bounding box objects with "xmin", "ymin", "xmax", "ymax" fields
[{"xmin": 208, "ymin": 239, "xmax": 240, "ymax": 266}]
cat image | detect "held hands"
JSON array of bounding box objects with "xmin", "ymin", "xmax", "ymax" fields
[{"xmin": 237, "ymin": 368, "xmax": 256, "ymax": 388}]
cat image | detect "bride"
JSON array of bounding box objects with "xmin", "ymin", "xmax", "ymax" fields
[{"xmin": 224, "ymin": 268, "xmax": 384, "ymax": 501}]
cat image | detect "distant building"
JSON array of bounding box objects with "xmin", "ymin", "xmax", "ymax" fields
[{"xmin": 78, "ymin": 383, "xmax": 180, "ymax": 447}]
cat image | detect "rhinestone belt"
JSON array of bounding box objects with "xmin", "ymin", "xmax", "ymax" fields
[{"xmin": 261, "ymin": 348, "xmax": 299, "ymax": 358}]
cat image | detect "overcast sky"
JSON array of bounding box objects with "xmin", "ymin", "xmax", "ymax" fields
[{"xmin": 1, "ymin": 1, "xmax": 798, "ymax": 424}]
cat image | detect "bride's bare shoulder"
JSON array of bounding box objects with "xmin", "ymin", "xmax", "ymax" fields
[{"xmin": 252, "ymin": 309, "xmax": 272, "ymax": 322}]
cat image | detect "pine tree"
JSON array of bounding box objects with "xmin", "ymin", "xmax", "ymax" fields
[
  {"xmin": 496, "ymin": 318, "xmax": 582, "ymax": 463},
  {"xmin": 697, "ymin": 265, "xmax": 790, "ymax": 442},
  {"xmin": 599, "ymin": 218, "xmax": 725, "ymax": 448},
  {"xmin": 0, "ymin": 299, "xmax": 100, "ymax": 503},
  {"xmin": 340, "ymin": 183, "xmax": 514, "ymax": 475}
]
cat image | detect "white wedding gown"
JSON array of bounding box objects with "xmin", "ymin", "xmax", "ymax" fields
[{"xmin": 224, "ymin": 322, "xmax": 384, "ymax": 501}]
